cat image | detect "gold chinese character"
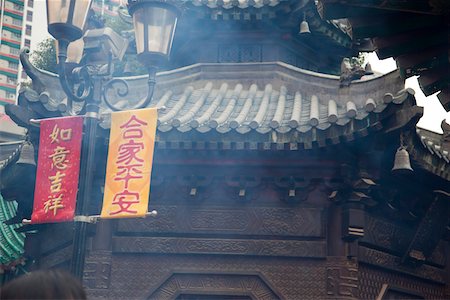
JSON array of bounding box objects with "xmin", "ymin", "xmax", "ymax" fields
[
  {"xmin": 44, "ymin": 194, "xmax": 64, "ymax": 216},
  {"xmin": 49, "ymin": 124, "xmax": 73, "ymax": 144},
  {"xmin": 49, "ymin": 124, "xmax": 60, "ymax": 143},
  {"xmin": 49, "ymin": 171, "xmax": 66, "ymax": 193},
  {"xmin": 49, "ymin": 146, "xmax": 70, "ymax": 170}
]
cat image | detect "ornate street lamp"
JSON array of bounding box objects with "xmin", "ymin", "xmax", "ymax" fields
[
  {"xmin": 47, "ymin": 0, "xmax": 92, "ymax": 42},
  {"xmin": 128, "ymin": 0, "xmax": 181, "ymax": 67},
  {"xmin": 44, "ymin": 0, "xmax": 182, "ymax": 279}
]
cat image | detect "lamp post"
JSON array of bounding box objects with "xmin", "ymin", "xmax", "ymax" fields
[{"xmin": 44, "ymin": 0, "xmax": 182, "ymax": 280}]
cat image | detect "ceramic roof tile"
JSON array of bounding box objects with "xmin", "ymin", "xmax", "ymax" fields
[
  {"xmin": 19, "ymin": 60, "xmax": 418, "ymax": 147},
  {"xmin": 0, "ymin": 142, "xmax": 22, "ymax": 171},
  {"xmin": 416, "ymin": 128, "xmax": 450, "ymax": 162},
  {"xmin": 0, "ymin": 144, "xmax": 26, "ymax": 268},
  {"xmin": 0, "ymin": 195, "xmax": 25, "ymax": 267}
]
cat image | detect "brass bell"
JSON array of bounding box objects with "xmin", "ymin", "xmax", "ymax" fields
[
  {"xmin": 299, "ymin": 20, "xmax": 311, "ymax": 35},
  {"xmin": 16, "ymin": 141, "xmax": 36, "ymax": 166},
  {"xmin": 364, "ymin": 63, "xmax": 374, "ymax": 75},
  {"xmin": 392, "ymin": 146, "xmax": 413, "ymax": 174}
]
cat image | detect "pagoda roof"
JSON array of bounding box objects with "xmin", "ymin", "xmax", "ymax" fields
[
  {"xmin": 0, "ymin": 192, "xmax": 25, "ymax": 269},
  {"xmin": 18, "ymin": 55, "xmax": 421, "ymax": 149},
  {"xmin": 0, "ymin": 143, "xmax": 26, "ymax": 268},
  {"xmin": 317, "ymin": 0, "xmax": 450, "ymax": 109},
  {"xmin": 412, "ymin": 124, "xmax": 450, "ymax": 180},
  {"xmin": 417, "ymin": 127, "xmax": 450, "ymax": 163},
  {"xmin": 189, "ymin": 0, "xmax": 288, "ymax": 9},
  {"xmin": 0, "ymin": 142, "xmax": 22, "ymax": 171}
]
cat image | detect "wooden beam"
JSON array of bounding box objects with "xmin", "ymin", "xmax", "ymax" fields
[
  {"xmin": 374, "ymin": 27, "xmax": 446, "ymax": 59},
  {"xmin": 318, "ymin": 2, "xmax": 389, "ymax": 19},
  {"xmin": 437, "ymin": 88, "xmax": 450, "ymax": 110},
  {"xmin": 350, "ymin": 14, "xmax": 442, "ymax": 39},
  {"xmin": 320, "ymin": 0, "xmax": 443, "ymax": 16},
  {"xmin": 418, "ymin": 65, "xmax": 450, "ymax": 96},
  {"xmin": 397, "ymin": 46, "xmax": 448, "ymax": 78},
  {"xmin": 401, "ymin": 191, "xmax": 450, "ymax": 264}
]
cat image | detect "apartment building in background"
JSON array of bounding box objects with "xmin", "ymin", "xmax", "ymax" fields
[
  {"xmin": 0, "ymin": 0, "xmax": 32, "ymax": 139},
  {"xmin": 0, "ymin": 0, "xmax": 125, "ymax": 107},
  {"xmin": 0, "ymin": 0, "xmax": 33, "ymax": 106}
]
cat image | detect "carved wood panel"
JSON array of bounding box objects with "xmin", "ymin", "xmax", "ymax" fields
[
  {"xmin": 95, "ymin": 255, "xmax": 326, "ymax": 300},
  {"xmin": 358, "ymin": 246, "xmax": 447, "ymax": 284},
  {"xmin": 149, "ymin": 274, "xmax": 279, "ymax": 300},
  {"xmin": 326, "ymin": 257, "xmax": 359, "ymax": 299},
  {"xmin": 112, "ymin": 237, "xmax": 326, "ymax": 258},
  {"xmin": 359, "ymin": 264, "xmax": 447, "ymax": 299},
  {"xmin": 362, "ymin": 215, "xmax": 412, "ymax": 254},
  {"xmin": 117, "ymin": 205, "xmax": 324, "ymax": 238},
  {"xmin": 84, "ymin": 251, "xmax": 112, "ymax": 290}
]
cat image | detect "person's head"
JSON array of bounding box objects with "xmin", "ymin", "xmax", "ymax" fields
[{"xmin": 0, "ymin": 269, "xmax": 86, "ymax": 299}]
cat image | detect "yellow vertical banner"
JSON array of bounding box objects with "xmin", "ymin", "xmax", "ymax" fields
[{"xmin": 101, "ymin": 108, "xmax": 157, "ymax": 218}]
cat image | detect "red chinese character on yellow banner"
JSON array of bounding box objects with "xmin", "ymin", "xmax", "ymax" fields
[
  {"xmin": 110, "ymin": 190, "xmax": 140, "ymax": 215},
  {"xmin": 101, "ymin": 108, "xmax": 157, "ymax": 219}
]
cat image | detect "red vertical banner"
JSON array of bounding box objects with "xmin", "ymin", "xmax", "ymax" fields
[{"xmin": 31, "ymin": 116, "xmax": 83, "ymax": 224}]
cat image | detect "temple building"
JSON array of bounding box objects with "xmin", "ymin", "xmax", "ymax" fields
[{"xmin": 1, "ymin": 0, "xmax": 449, "ymax": 298}]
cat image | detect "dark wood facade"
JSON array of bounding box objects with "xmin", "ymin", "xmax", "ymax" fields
[{"xmin": 1, "ymin": 0, "xmax": 450, "ymax": 299}]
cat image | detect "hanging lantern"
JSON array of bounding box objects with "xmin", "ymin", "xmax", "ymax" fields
[
  {"xmin": 127, "ymin": 0, "xmax": 181, "ymax": 67},
  {"xmin": 46, "ymin": 0, "xmax": 93, "ymax": 42},
  {"xmin": 16, "ymin": 141, "xmax": 36, "ymax": 167},
  {"xmin": 392, "ymin": 146, "xmax": 413, "ymax": 174}
]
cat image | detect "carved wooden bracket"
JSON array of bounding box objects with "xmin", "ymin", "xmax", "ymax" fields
[
  {"xmin": 401, "ymin": 190, "xmax": 450, "ymax": 266},
  {"xmin": 328, "ymin": 167, "xmax": 378, "ymax": 241},
  {"xmin": 275, "ymin": 176, "xmax": 313, "ymax": 203},
  {"xmin": 225, "ymin": 175, "xmax": 261, "ymax": 201},
  {"xmin": 177, "ymin": 174, "xmax": 212, "ymax": 200}
]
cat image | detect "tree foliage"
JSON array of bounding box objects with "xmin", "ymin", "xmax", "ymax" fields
[
  {"xmin": 31, "ymin": 38, "xmax": 58, "ymax": 73},
  {"xmin": 29, "ymin": 13, "xmax": 147, "ymax": 76}
]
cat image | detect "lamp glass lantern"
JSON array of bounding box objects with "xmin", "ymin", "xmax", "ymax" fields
[
  {"xmin": 128, "ymin": 1, "xmax": 180, "ymax": 67},
  {"xmin": 46, "ymin": 0, "xmax": 93, "ymax": 42}
]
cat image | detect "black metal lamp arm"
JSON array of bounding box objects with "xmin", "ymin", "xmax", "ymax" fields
[
  {"xmin": 102, "ymin": 66, "xmax": 156, "ymax": 111},
  {"xmin": 57, "ymin": 40, "xmax": 94, "ymax": 105}
]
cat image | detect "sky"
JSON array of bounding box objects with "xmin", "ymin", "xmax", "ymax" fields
[{"xmin": 29, "ymin": 2, "xmax": 449, "ymax": 133}]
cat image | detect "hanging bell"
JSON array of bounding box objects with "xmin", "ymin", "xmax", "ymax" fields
[
  {"xmin": 392, "ymin": 146, "xmax": 413, "ymax": 174},
  {"xmin": 364, "ymin": 63, "xmax": 374, "ymax": 75},
  {"xmin": 123, "ymin": 61, "xmax": 133, "ymax": 76},
  {"xmin": 16, "ymin": 141, "xmax": 36, "ymax": 167},
  {"xmin": 299, "ymin": 20, "xmax": 311, "ymax": 35}
]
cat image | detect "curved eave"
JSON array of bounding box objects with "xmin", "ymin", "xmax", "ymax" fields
[
  {"xmin": 18, "ymin": 54, "xmax": 417, "ymax": 148},
  {"xmin": 0, "ymin": 142, "xmax": 22, "ymax": 172},
  {"xmin": 411, "ymin": 128, "xmax": 450, "ymax": 180}
]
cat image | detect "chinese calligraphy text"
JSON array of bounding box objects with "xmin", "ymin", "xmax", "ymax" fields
[
  {"xmin": 101, "ymin": 108, "xmax": 157, "ymax": 219},
  {"xmin": 32, "ymin": 117, "xmax": 83, "ymax": 223}
]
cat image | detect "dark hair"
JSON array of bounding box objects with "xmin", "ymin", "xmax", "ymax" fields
[{"xmin": 0, "ymin": 269, "xmax": 86, "ymax": 299}]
